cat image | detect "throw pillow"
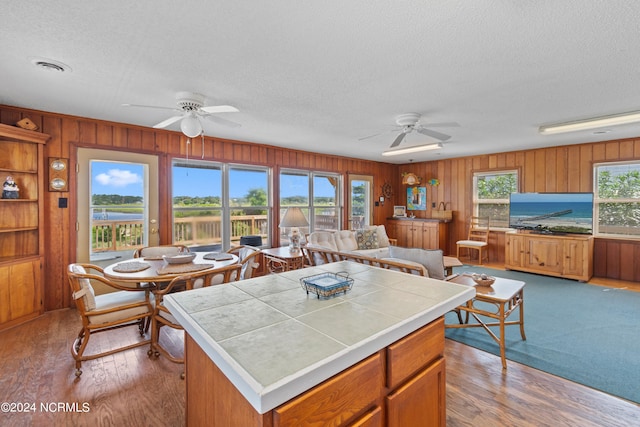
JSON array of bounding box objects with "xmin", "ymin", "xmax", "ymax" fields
[
  {"xmin": 388, "ymin": 246, "xmax": 445, "ymax": 280},
  {"xmin": 356, "ymin": 229, "xmax": 379, "ymax": 250},
  {"xmin": 368, "ymin": 225, "xmax": 391, "ymax": 248}
]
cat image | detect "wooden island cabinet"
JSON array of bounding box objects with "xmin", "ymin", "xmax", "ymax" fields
[
  {"xmin": 0, "ymin": 124, "xmax": 49, "ymax": 331},
  {"xmin": 505, "ymin": 231, "xmax": 594, "ymax": 281},
  {"xmin": 165, "ymin": 261, "xmax": 473, "ymax": 427},
  {"xmin": 185, "ymin": 318, "xmax": 446, "ymax": 427}
]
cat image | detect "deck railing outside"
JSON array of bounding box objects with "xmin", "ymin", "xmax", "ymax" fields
[{"xmin": 92, "ymin": 215, "xmax": 269, "ymax": 253}]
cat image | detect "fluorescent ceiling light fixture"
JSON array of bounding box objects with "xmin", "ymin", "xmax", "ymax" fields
[
  {"xmin": 382, "ymin": 143, "xmax": 442, "ymax": 156},
  {"xmin": 539, "ymin": 111, "xmax": 640, "ymax": 135}
]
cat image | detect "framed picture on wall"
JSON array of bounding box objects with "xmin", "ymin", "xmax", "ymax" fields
[
  {"xmin": 407, "ymin": 186, "xmax": 427, "ymax": 210},
  {"xmin": 393, "ymin": 206, "xmax": 407, "ymax": 217}
]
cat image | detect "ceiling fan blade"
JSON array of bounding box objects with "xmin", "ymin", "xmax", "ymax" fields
[
  {"xmin": 153, "ymin": 115, "xmax": 184, "ymax": 129},
  {"xmin": 390, "ymin": 132, "xmax": 407, "ymax": 147},
  {"xmin": 359, "ymin": 131, "xmax": 385, "ymax": 141},
  {"xmin": 204, "ymin": 114, "xmax": 241, "ymax": 128},
  {"xmin": 122, "ymin": 103, "xmax": 180, "ymax": 112},
  {"xmin": 200, "ymin": 105, "xmax": 239, "ymax": 114},
  {"xmin": 416, "ymin": 127, "xmax": 451, "ymax": 141},
  {"xmin": 421, "ymin": 121, "xmax": 460, "ymax": 128}
]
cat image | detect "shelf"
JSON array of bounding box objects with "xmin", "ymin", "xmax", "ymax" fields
[
  {"xmin": 0, "ymin": 227, "xmax": 38, "ymax": 233},
  {"xmin": 0, "ymin": 167, "xmax": 38, "ymax": 174}
]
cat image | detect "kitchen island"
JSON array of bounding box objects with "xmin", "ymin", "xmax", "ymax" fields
[{"xmin": 165, "ymin": 261, "xmax": 474, "ymax": 426}]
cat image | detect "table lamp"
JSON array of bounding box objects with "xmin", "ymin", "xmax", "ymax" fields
[{"xmin": 280, "ymin": 207, "xmax": 309, "ymax": 253}]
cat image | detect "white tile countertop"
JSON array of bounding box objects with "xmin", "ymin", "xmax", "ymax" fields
[{"xmin": 164, "ymin": 261, "xmax": 475, "ymax": 414}]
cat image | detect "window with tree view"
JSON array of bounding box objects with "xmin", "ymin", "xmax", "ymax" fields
[
  {"xmin": 473, "ymin": 170, "xmax": 518, "ymax": 228},
  {"xmin": 279, "ymin": 170, "xmax": 341, "ymax": 245},
  {"xmin": 595, "ymin": 161, "xmax": 640, "ymax": 236},
  {"xmin": 172, "ymin": 159, "xmax": 270, "ymax": 250}
]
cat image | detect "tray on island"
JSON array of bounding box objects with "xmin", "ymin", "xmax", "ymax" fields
[{"xmin": 300, "ymin": 272, "xmax": 353, "ymax": 299}]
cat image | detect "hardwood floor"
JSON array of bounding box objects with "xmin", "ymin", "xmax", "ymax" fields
[{"xmin": 1, "ymin": 295, "xmax": 639, "ymax": 426}]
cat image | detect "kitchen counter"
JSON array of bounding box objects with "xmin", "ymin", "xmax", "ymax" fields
[{"xmin": 165, "ymin": 261, "xmax": 474, "ymax": 416}]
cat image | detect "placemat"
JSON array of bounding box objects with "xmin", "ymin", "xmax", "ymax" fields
[
  {"xmin": 203, "ymin": 252, "xmax": 234, "ymax": 261},
  {"xmin": 156, "ymin": 263, "xmax": 215, "ymax": 275},
  {"xmin": 112, "ymin": 261, "xmax": 151, "ymax": 273}
]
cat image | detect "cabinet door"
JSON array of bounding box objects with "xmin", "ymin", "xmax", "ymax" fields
[
  {"xmin": 421, "ymin": 223, "xmax": 438, "ymax": 249},
  {"xmin": 347, "ymin": 406, "xmax": 382, "ymax": 427},
  {"xmin": 525, "ymin": 238, "xmax": 563, "ymax": 274},
  {"xmin": 563, "ymin": 239, "xmax": 587, "ymax": 277},
  {"xmin": 274, "ymin": 352, "xmax": 384, "ymax": 427},
  {"xmin": 505, "ymin": 234, "xmax": 525, "ymax": 268},
  {"xmin": 386, "ymin": 357, "xmax": 446, "ymax": 427},
  {"xmin": 409, "ymin": 222, "xmax": 423, "ymax": 248},
  {"xmin": 395, "ymin": 222, "xmax": 412, "ymax": 247},
  {"xmin": 0, "ymin": 259, "xmax": 42, "ymax": 325}
]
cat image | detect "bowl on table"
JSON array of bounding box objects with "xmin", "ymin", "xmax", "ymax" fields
[
  {"xmin": 471, "ymin": 273, "xmax": 495, "ymax": 286},
  {"xmin": 162, "ymin": 253, "xmax": 196, "ymax": 264}
]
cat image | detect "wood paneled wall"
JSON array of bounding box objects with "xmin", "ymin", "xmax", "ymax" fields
[
  {"xmin": 2, "ymin": 103, "xmax": 639, "ymax": 313},
  {"xmin": 396, "ymin": 139, "xmax": 640, "ymax": 282},
  {"xmin": 0, "ymin": 105, "xmax": 399, "ymax": 311}
]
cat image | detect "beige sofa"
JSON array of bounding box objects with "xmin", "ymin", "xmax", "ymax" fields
[
  {"xmin": 306, "ymin": 225, "xmax": 447, "ymax": 279},
  {"xmin": 306, "ymin": 225, "xmax": 395, "ymax": 258}
]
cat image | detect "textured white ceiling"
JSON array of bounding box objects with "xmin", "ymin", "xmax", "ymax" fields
[{"xmin": 3, "ymin": 1, "xmax": 640, "ymax": 163}]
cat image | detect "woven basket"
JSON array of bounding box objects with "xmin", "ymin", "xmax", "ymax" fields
[{"xmin": 432, "ymin": 202, "xmax": 453, "ymax": 220}]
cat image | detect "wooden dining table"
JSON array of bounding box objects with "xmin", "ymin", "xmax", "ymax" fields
[{"xmin": 103, "ymin": 251, "xmax": 239, "ymax": 285}]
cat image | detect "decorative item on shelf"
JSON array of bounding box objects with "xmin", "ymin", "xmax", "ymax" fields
[
  {"xmin": 16, "ymin": 117, "xmax": 38, "ymax": 131},
  {"xmin": 401, "ymin": 172, "xmax": 421, "ymax": 186},
  {"xmin": 280, "ymin": 207, "xmax": 309, "ymax": 253},
  {"xmin": 432, "ymin": 201, "xmax": 453, "ymax": 220},
  {"xmin": 48, "ymin": 158, "xmax": 69, "ymax": 192},
  {"xmin": 393, "ymin": 205, "xmax": 407, "ymax": 217},
  {"xmin": 427, "ymin": 178, "xmax": 440, "ymax": 186},
  {"xmin": 407, "ymin": 186, "xmax": 427, "ymax": 211},
  {"xmin": 2, "ymin": 175, "xmax": 19, "ymax": 199}
]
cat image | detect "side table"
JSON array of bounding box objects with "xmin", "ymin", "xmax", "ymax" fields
[
  {"xmin": 445, "ymin": 273, "xmax": 526, "ymax": 369},
  {"xmin": 262, "ymin": 247, "xmax": 305, "ymax": 273}
]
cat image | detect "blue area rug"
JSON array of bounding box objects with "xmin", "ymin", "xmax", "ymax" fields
[{"xmin": 444, "ymin": 266, "xmax": 640, "ymax": 404}]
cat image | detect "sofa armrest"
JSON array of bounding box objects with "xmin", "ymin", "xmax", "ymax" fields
[{"xmin": 388, "ymin": 238, "xmax": 397, "ymax": 246}]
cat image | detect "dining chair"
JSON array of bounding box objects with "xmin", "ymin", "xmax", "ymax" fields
[
  {"xmin": 456, "ymin": 216, "xmax": 490, "ymax": 264},
  {"xmin": 67, "ymin": 263, "xmax": 154, "ymax": 377},
  {"xmin": 133, "ymin": 244, "xmax": 189, "ymax": 259},
  {"xmin": 149, "ymin": 263, "xmax": 242, "ymax": 376},
  {"xmin": 226, "ymin": 245, "xmax": 261, "ymax": 279}
]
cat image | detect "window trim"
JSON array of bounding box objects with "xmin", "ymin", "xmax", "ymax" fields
[
  {"xmin": 472, "ymin": 169, "xmax": 519, "ymax": 231},
  {"xmin": 279, "ymin": 168, "xmax": 342, "ymax": 234},
  {"xmin": 593, "ymin": 160, "xmax": 640, "ymax": 238}
]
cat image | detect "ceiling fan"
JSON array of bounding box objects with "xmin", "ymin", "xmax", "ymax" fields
[
  {"xmin": 361, "ymin": 113, "xmax": 459, "ymax": 148},
  {"xmin": 123, "ymin": 91, "xmax": 240, "ymax": 137}
]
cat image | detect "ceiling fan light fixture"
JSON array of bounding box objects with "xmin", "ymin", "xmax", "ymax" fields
[
  {"xmin": 382, "ymin": 143, "xmax": 442, "ymax": 156},
  {"xmin": 539, "ymin": 111, "xmax": 640, "ymax": 135},
  {"xmin": 180, "ymin": 114, "xmax": 202, "ymax": 138}
]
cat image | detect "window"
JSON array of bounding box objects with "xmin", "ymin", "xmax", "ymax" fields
[
  {"xmin": 229, "ymin": 165, "xmax": 270, "ymax": 245},
  {"xmin": 280, "ymin": 170, "xmax": 342, "ymax": 244},
  {"xmin": 594, "ymin": 161, "xmax": 640, "ymax": 237},
  {"xmin": 349, "ymin": 175, "xmax": 373, "ymax": 230},
  {"xmin": 473, "ymin": 170, "xmax": 518, "ymax": 229},
  {"xmin": 171, "ymin": 159, "xmax": 271, "ymax": 250}
]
